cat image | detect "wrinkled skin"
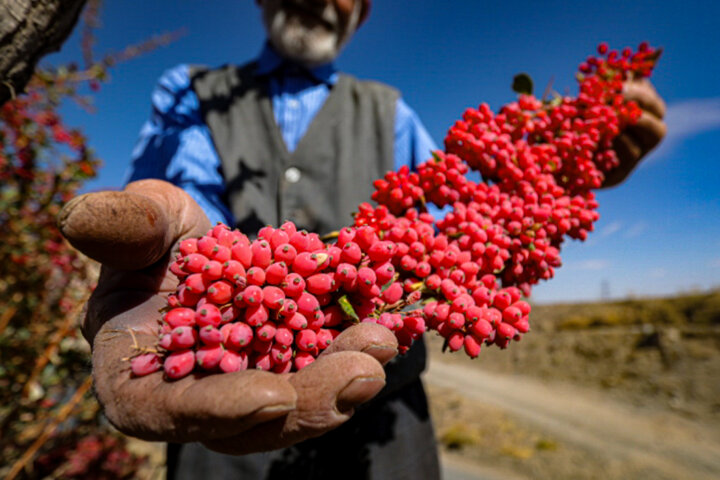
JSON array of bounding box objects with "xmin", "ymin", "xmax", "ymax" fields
[
  {"xmin": 59, "ymin": 179, "xmax": 399, "ymax": 454},
  {"xmin": 605, "ymin": 78, "xmax": 667, "ymax": 187}
]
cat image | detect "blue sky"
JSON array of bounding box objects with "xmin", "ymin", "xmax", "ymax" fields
[{"xmin": 49, "ymin": 0, "xmax": 720, "ymax": 304}]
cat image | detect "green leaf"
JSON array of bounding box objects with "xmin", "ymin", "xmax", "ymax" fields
[
  {"xmin": 380, "ymin": 277, "xmax": 396, "ymax": 292},
  {"xmin": 512, "ymin": 73, "xmax": 534, "ymax": 96},
  {"xmin": 338, "ymin": 295, "xmax": 359, "ymax": 322}
]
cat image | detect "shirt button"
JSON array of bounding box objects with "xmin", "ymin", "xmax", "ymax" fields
[
  {"xmin": 285, "ymin": 167, "xmax": 301, "ymax": 183},
  {"xmin": 288, "ymin": 99, "xmax": 300, "ymax": 109}
]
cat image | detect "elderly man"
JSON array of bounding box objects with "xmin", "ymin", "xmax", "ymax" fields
[{"xmin": 59, "ymin": 0, "xmax": 666, "ymax": 479}]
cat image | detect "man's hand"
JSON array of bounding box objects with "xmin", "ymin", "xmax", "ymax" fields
[
  {"xmin": 604, "ymin": 78, "xmax": 667, "ymax": 187},
  {"xmin": 59, "ymin": 179, "xmax": 398, "ymax": 454}
]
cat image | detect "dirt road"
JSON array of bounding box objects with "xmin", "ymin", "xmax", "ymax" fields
[{"xmin": 425, "ymin": 359, "xmax": 720, "ymax": 480}]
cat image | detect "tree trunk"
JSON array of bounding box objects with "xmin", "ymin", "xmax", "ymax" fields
[{"xmin": 0, "ymin": 0, "xmax": 87, "ymax": 106}]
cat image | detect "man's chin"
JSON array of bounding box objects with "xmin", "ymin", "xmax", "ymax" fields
[{"xmin": 270, "ymin": 28, "xmax": 340, "ymax": 67}]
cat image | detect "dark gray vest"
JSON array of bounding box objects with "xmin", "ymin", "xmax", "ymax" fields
[{"xmin": 191, "ymin": 63, "xmax": 397, "ymax": 235}]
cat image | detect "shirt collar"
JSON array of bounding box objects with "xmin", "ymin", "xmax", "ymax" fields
[{"xmin": 254, "ymin": 42, "xmax": 338, "ymax": 86}]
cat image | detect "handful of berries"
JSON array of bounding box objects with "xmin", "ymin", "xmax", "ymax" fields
[{"xmin": 131, "ymin": 43, "xmax": 661, "ymax": 379}]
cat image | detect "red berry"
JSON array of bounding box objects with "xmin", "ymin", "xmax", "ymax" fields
[
  {"xmin": 196, "ymin": 345, "xmax": 225, "ymax": 370},
  {"xmin": 131, "ymin": 353, "xmax": 162, "ymax": 377},
  {"xmin": 292, "ymin": 251, "xmax": 319, "ymax": 277},
  {"xmin": 251, "ymin": 240, "xmax": 273, "ymax": 268},
  {"xmin": 294, "ymin": 351, "xmax": 315, "ymax": 370},
  {"xmin": 463, "ymin": 334, "xmax": 482, "ymax": 358},
  {"xmin": 241, "ymin": 285, "xmax": 264, "ymax": 306},
  {"xmin": 282, "ymin": 273, "xmax": 306, "ymax": 298},
  {"xmin": 262, "ymin": 286, "xmax": 286, "ymax": 310},
  {"xmin": 171, "ymin": 326, "xmax": 197, "ymax": 349},
  {"xmin": 199, "ymin": 325, "xmax": 223, "ymax": 345},
  {"xmin": 220, "ymin": 350, "xmax": 248, "ymax": 372},
  {"xmin": 196, "ymin": 304, "xmax": 222, "ymax": 328},
  {"xmin": 165, "ymin": 308, "xmax": 196, "ymax": 328},
  {"xmin": 225, "ymin": 322, "xmax": 253, "ymax": 349},
  {"xmin": 245, "ymin": 305, "xmax": 269, "ymax": 327},
  {"xmin": 164, "ymin": 350, "xmax": 195, "ymax": 379},
  {"xmin": 306, "ymin": 273, "xmax": 336, "ymax": 295},
  {"xmin": 206, "ymin": 281, "xmax": 233, "ymax": 305}
]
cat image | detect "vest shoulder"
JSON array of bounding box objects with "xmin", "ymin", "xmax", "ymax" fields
[
  {"xmin": 341, "ymin": 74, "xmax": 400, "ymax": 102},
  {"xmin": 189, "ymin": 63, "xmax": 258, "ymax": 97}
]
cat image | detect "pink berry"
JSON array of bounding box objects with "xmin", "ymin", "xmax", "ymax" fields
[
  {"xmin": 295, "ymin": 329, "xmax": 317, "ymax": 351},
  {"xmin": 316, "ymin": 328, "xmax": 335, "ymax": 349},
  {"xmin": 265, "ymin": 262, "xmax": 288, "ymax": 285},
  {"xmin": 164, "ymin": 350, "xmax": 195, "ymax": 379},
  {"xmin": 199, "ymin": 325, "xmax": 223, "ymax": 345},
  {"xmin": 294, "ymin": 351, "xmax": 315, "ymax": 370},
  {"xmin": 496, "ymin": 322, "xmax": 517, "ymax": 340},
  {"xmin": 246, "ymin": 266, "xmax": 266, "ymax": 286},
  {"xmin": 179, "ymin": 238, "xmax": 198, "ymax": 256},
  {"xmin": 257, "ymin": 322, "xmax": 277, "ymax": 341},
  {"xmin": 231, "ymin": 242, "xmax": 252, "ymax": 269},
  {"xmin": 219, "ymin": 350, "xmax": 248, "ymax": 372},
  {"xmin": 196, "ymin": 304, "xmax": 222, "ymax": 328},
  {"xmin": 271, "ymin": 343, "xmax": 291, "ymax": 364},
  {"xmin": 206, "ymin": 281, "xmax": 233, "ymax": 305},
  {"xmin": 171, "ymin": 326, "xmax": 197, "ymax": 349},
  {"xmin": 197, "ymin": 236, "xmax": 218, "ymax": 257},
  {"xmin": 251, "ymin": 240, "xmax": 273, "ymax": 268},
  {"xmin": 463, "ymin": 334, "xmax": 482, "ymax": 358},
  {"xmin": 130, "ymin": 353, "xmax": 162, "ymax": 377},
  {"xmin": 447, "ymin": 331, "xmax": 464, "ymax": 351},
  {"xmin": 296, "ymin": 292, "xmax": 320, "ymax": 318},
  {"xmin": 274, "ymin": 326, "xmax": 295, "ymax": 346},
  {"xmin": 196, "ymin": 345, "xmax": 225, "ymax": 370},
  {"xmin": 262, "ymin": 286, "xmax": 286, "ymax": 310},
  {"xmin": 285, "ymin": 312, "xmax": 308, "ymax": 330},
  {"xmin": 225, "ymin": 323, "xmax": 253, "ymax": 349},
  {"xmin": 274, "ymin": 243, "xmax": 298, "ymax": 264},
  {"xmin": 165, "ymin": 308, "xmax": 195, "ymax": 328},
  {"xmin": 203, "ymin": 261, "xmax": 224, "ymax": 281},
  {"xmin": 306, "ymin": 273, "xmax": 336, "ymax": 295},
  {"xmin": 282, "ymin": 273, "xmax": 306, "ymax": 298},
  {"xmin": 245, "ymin": 305, "xmax": 269, "ymax": 327},
  {"xmin": 292, "ymin": 251, "xmax": 318, "ymax": 277},
  {"xmin": 183, "ymin": 253, "xmax": 209, "ymax": 274},
  {"xmin": 222, "ymin": 260, "xmax": 246, "ymax": 285},
  {"xmin": 241, "ymin": 285, "xmax": 264, "ymax": 306},
  {"xmin": 341, "ymin": 242, "xmax": 362, "ymax": 264}
]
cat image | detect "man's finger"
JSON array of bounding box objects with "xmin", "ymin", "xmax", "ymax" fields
[
  {"xmin": 624, "ymin": 79, "xmax": 666, "ymax": 119},
  {"xmin": 623, "ymin": 110, "xmax": 667, "ymax": 153},
  {"xmin": 202, "ymin": 351, "xmax": 385, "ymax": 455},
  {"xmin": 605, "ymin": 132, "xmax": 643, "ymax": 188},
  {"xmin": 58, "ymin": 179, "xmax": 210, "ymax": 270},
  {"xmin": 321, "ymin": 322, "xmax": 398, "ymax": 366}
]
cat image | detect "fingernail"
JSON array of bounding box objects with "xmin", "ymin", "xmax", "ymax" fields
[
  {"xmin": 336, "ymin": 376, "xmax": 385, "ymax": 413},
  {"xmin": 255, "ymin": 403, "xmax": 296, "ymax": 416},
  {"xmin": 361, "ymin": 345, "xmax": 398, "ymax": 365}
]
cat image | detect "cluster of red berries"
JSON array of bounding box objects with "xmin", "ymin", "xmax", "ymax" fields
[{"xmin": 131, "ymin": 43, "xmax": 659, "ymax": 379}]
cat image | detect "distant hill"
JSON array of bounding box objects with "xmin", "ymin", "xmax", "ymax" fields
[{"xmin": 530, "ymin": 289, "xmax": 720, "ymax": 331}]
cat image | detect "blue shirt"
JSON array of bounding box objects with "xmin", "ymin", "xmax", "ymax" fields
[{"xmin": 126, "ymin": 44, "xmax": 437, "ymax": 226}]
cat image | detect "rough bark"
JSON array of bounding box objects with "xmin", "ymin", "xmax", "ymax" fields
[{"xmin": 0, "ymin": 0, "xmax": 87, "ymax": 105}]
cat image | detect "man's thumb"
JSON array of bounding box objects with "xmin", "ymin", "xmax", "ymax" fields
[{"xmin": 58, "ymin": 180, "xmax": 209, "ymax": 270}]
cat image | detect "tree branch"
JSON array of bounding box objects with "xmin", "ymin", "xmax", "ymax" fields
[{"xmin": 0, "ymin": 0, "xmax": 87, "ymax": 105}]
